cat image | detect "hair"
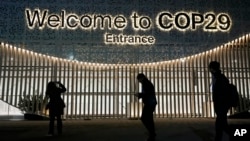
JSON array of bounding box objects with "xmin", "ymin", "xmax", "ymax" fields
[
  {"xmin": 209, "ymin": 61, "xmax": 220, "ymax": 71},
  {"xmin": 47, "ymin": 81, "xmax": 56, "ymax": 91},
  {"xmin": 137, "ymin": 73, "xmax": 146, "ymax": 80}
]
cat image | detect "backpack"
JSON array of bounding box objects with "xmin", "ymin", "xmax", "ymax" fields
[{"xmin": 228, "ymin": 83, "xmax": 239, "ymax": 108}]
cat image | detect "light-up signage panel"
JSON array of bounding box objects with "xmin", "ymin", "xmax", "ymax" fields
[
  {"xmin": 25, "ymin": 9, "xmax": 232, "ymax": 45},
  {"xmin": 1, "ymin": 0, "xmax": 249, "ymax": 63}
]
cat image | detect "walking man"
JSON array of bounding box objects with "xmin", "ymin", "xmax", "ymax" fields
[
  {"xmin": 135, "ymin": 73, "xmax": 157, "ymax": 141},
  {"xmin": 209, "ymin": 61, "xmax": 231, "ymax": 141}
]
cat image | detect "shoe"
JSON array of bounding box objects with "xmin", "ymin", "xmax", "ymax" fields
[
  {"xmin": 146, "ymin": 135, "xmax": 156, "ymax": 141},
  {"xmin": 46, "ymin": 133, "xmax": 53, "ymax": 137},
  {"xmin": 146, "ymin": 138, "xmax": 155, "ymax": 141}
]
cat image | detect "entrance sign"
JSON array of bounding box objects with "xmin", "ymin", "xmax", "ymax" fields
[
  {"xmin": 1, "ymin": 0, "xmax": 248, "ymax": 64},
  {"xmin": 156, "ymin": 12, "xmax": 231, "ymax": 32},
  {"xmin": 25, "ymin": 9, "xmax": 232, "ymax": 45}
]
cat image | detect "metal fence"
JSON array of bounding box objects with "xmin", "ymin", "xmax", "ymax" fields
[{"xmin": 0, "ymin": 34, "xmax": 250, "ymax": 119}]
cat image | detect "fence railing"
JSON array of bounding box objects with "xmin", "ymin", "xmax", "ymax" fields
[{"xmin": 0, "ymin": 34, "xmax": 250, "ymax": 119}]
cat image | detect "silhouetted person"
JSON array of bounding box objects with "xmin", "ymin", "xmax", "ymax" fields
[
  {"xmin": 135, "ymin": 73, "xmax": 157, "ymax": 141},
  {"xmin": 45, "ymin": 81, "xmax": 66, "ymax": 136},
  {"xmin": 209, "ymin": 61, "xmax": 231, "ymax": 141}
]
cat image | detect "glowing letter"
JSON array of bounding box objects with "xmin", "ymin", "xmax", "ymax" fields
[
  {"xmin": 157, "ymin": 12, "xmax": 173, "ymax": 31},
  {"xmin": 191, "ymin": 13, "xmax": 204, "ymax": 30},
  {"xmin": 25, "ymin": 9, "xmax": 47, "ymax": 29}
]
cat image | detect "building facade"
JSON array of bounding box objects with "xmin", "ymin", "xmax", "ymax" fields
[{"xmin": 0, "ymin": 0, "xmax": 250, "ymax": 119}]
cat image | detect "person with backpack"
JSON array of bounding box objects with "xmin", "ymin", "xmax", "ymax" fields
[{"xmin": 209, "ymin": 61, "xmax": 231, "ymax": 141}]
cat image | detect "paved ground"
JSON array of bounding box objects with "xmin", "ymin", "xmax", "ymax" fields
[{"xmin": 0, "ymin": 118, "xmax": 250, "ymax": 141}]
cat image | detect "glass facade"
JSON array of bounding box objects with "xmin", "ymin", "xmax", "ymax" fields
[{"xmin": 0, "ymin": 0, "xmax": 250, "ymax": 119}]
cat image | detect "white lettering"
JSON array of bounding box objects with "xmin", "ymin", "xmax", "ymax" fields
[
  {"xmin": 104, "ymin": 33, "xmax": 155, "ymax": 45},
  {"xmin": 156, "ymin": 11, "xmax": 232, "ymax": 32},
  {"xmin": 25, "ymin": 9, "xmax": 127, "ymax": 30},
  {"xmin": 234, "ymin": 129, "xmax": 248, "ymax": 136}
]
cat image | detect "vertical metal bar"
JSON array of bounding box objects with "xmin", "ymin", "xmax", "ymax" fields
[
  {"xmin": 120, "ymin": 65, "xmax": 124, "ymax": 118},
  {"xmin": 239, "ymin": 37, "xmax": 246, "ymax": 110},
  {"xmin": 166, "ymin": 62, "xmax": 169, "ymax": 118},
  {"xmin": 36, "ymin": 54, "xmax": 42, "ymax": 113},
  {"xmin": 2, "ymin": 45, "xmax": 8, "ymax": 102},
  {"xmin": 160, "ymin": 63, "xmax": 164, "ymax": 118},
  {"xmin": 5, "ymin": 46, "xmax": 12, "ymax": 104},
  {"xmin": 246, "ymin": 34, "xmax": 250, "ymax": 104},
  {"xmin": 9, "ymin": 47, "xmax": 15, "ymax": 106},
  {"xmin": 0, "ymin": 44, "xmax": 4, "ymax": 100},
  {"xmin": 92, "ymin": 64, "xmax": 95, "ymax": 118},
  {"xmin": 204, "ymin": 51, "xmax": 211, "ymax": 117},
  {"xmin": 83, "ymin": 63, "xmax": 87, "ymax": 118},
  {"xmin": 180, "ymin": 60, "xmax": 184, "ymax": 117},
  {"xmin": 79, "ymin": 63, "xmax": 83, "ymax": 118},
  {"xmin": 183, "ymin": 59, "xmax": 187, "ymax": 117},
  {"xmin": 114, "ymin": 65, "xmax": 118, "ymax": 118},
  {"xmin": 158, "ymin": 63, "xmax": 161, "ymax": 118},
  {"xmin": 96, "ymin": 64, "xmax": 100, "ymax": 118},
  {"xmin": 175, "ymin": 61, "xmax": 179, "ymax": 117},
  {"xmin": 33, "ymin": 53, "xmax": 38, "ymax": 113},
  {"xmin": 199, "ymin": 54, "xmax": 204, "ymax": 117},
  {"xmin": 193, "ymin": 57, "xmax": 197, "ymax": 118},
  {"xmin": 79, "ymin": 63, "xmax": 82, "ymax": 119},
  {"xmin": 103, "ymin": 64, "xmax": 106, "ymax": 118},
  {"xmin": 14, "ymin": 47, "xmax": 20, "ymax": 106},
  {"xmin": 100, "ymin": 65, "xmax": 103, "ymax": 118},
  {"xmin": 172, "ymin": 61, "xmax": 176, "ymax": 117},
  {"xmin": 123, "ymin": 65, "xmax": 127, "ymax": 118},
  {"xmin": 169, "ymin": 61, "xmax": 173, "ymax": 118},
  {"xmin": 29, "ymin": 52, "xmax": 34, "ymax": 113},
  {"xmin": 108, "ymin": 65, "xmax": 110, "ymax": 118},
  {"xmin": 243, "ymin": 35, "xmax": 250, "ymax": 109},
  {"xmin": 62, "ymin": 60, "xmax": 66, "ymax": 117},
  {"xmin": 41, "ymin": 55, "xmax": 46, "ymax": 116},
  {"xmin": 190, "ymin": 57, "xmax": 195, "ymax": 117},
  {"xmin": 70, "ymin": 61, "xmax": 74, "ymax": 119},
  {"xmin": 87, "ymin": 64, "xmax": 91, "ymax": 118},
  {"xmin": 195, "ymin": 55, "xmax": 199, "ymax": 117},
  {"xmin": 92, "ymin": 64, "xmax": 96, "ymax": 118},
  {"xmin": 105, "ymin": 64, "xmax": 108, "ymax": 118},
  {"xmin": 70, "ymin": 61, "xmax": 75, "ymax": 119},
  {"xmin": 236, "ymin": 39, "xmax": 243, "ymax": 112},
  {"xmin": 74, "ymin": 62, "xmax": 78, "ymax": 119},
  {"xmin": 66, "ymin": 60, "xmax": 70, "ymax": 118}
]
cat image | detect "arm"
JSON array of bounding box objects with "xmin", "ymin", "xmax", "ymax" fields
[
  {"xmin": 135, "ymin": 93, "xmax": 143, "ymax": 99},
  {"xmin": 57, "ymin": 82, "xmax": 66, "ymax": 93}
]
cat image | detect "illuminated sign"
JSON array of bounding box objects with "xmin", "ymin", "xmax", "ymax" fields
[
  {"xmin": 104, "ymin": 33, "xmax": 155, "ymax": 45},
  {"xmin": 25, "ymin": 9, "xmax": 232, "ymax": 45},
  {"xmin": 156, "ymin": 11, "xmax": 232, "ymax": 32}
]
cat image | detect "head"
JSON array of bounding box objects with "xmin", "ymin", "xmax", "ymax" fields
[
  {"xmin": 209, "ymin": 61, "xmax": 220, "ymax": 74},
  {"xmin": 137, "ymin": 73, "xmax": 146, "ymax": 83},
  {"xmin": 47, "ymin": 81, "xmax": 56, "ymax": 90}
]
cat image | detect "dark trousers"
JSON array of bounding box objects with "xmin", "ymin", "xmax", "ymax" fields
[
  {"xmin": 48, "ymin": 114, "xmax": 62, "ymax": 135},
  {"xmin": 215, "ymin": 108, "xmax": 230, "ymax": 141},
  {"xmin": 141, "ymin": 105, "xmax": 156, "ymax": 137}
]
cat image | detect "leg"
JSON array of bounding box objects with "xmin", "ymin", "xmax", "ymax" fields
[
  {"xmin": 141, "ymin": 106, "xmax": 156, "ymax": 140},
  {"xmin": 215, "ymin": 110, "xmax": 229, "ymax": 141},
  {"xmin": 48, "ymin": 115, "xmax": 55, "ymax": 135},
  {"xmin": 56, "ymin": 115, "xmax": 62, "ymax": 134},
  {"xmin": 215, "ymin": 115, "xmax": 223, "ymax": 141}
]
